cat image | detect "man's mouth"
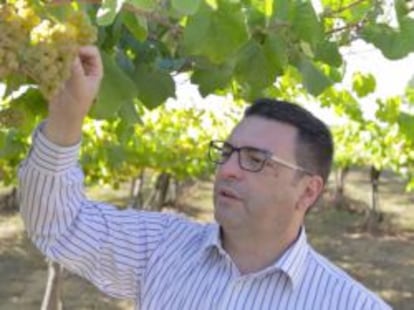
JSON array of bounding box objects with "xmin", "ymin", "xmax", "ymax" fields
[{"xmin": 219, "ymin": 188, "xmax": 242, "ymax": 201}]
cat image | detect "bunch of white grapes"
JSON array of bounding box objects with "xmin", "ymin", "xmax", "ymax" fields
[{"xmin": 0, "ymin": 0, "xmax": 97, "ymax": 100}]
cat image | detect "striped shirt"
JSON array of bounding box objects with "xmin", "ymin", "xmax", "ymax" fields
[{"xmin": 19, "ymin": 127, "xmax": 392, "ymax": 310}]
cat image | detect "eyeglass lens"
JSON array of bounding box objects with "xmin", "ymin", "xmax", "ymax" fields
[{"xmin": 209, "ymin": 141, "xmax": 269, "ymax": 172}]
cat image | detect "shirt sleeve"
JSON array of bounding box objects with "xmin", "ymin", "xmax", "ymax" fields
[{"xmin": 18, "ymin": 124, "xmax": 171, "ymax": 300}]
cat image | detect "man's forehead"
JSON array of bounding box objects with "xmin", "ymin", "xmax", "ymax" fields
[
  {"xmin": 228, "ymin": 116, "xmax": 298, "ymax": 146},
  {"xmin": 229, "ymin": 116, "xmax": 297, "ymax": 139}
]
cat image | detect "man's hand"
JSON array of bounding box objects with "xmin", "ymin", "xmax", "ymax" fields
[{"xmin": 43, "ymin": 46, "xmax": 103, "ymax": 146}]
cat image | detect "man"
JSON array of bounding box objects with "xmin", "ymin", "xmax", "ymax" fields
[{"xmin": 19, "ymin": 46, "xmax": 391, "ymax": 309}]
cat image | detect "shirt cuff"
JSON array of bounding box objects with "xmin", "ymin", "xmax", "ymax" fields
[{"xmin": 28, "ymin": 122, "xmax": 81, "ymax": 173}]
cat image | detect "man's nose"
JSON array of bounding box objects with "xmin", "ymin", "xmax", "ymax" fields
[{"xmin": 216, "ymin": 151, "xmax": 243, "ymax": 179}]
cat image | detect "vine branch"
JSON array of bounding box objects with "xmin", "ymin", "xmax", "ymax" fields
[
  {"xmin": 325, "ymin": 21, "xmax": 364, "ymax": 35},
  {"xmin": 325, "ymin": 0, "xmax": 371, "ymax": 16}
]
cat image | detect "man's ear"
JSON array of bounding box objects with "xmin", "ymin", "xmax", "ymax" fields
[{"xmin": 296, "ymin": 175, "xmax": 324, "ymax": 212}]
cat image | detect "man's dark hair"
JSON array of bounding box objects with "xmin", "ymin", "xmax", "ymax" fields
[{"xmin": 244, "ymin": 98, "xmax": 334, "ymax": 183}]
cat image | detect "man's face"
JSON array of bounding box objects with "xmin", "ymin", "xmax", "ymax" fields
[{"xmin": 213, "ymin": 116, "xmax": 307, "ymax": 235}]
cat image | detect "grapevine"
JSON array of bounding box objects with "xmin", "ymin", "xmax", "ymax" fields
[{"xmin": 0, "ymin": 0, "xmax": 97, "ymax": 99}]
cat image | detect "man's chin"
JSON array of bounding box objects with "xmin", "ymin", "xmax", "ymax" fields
[{"xmin": 214, "ymin": 202, "xmax": 243, "ymax": 226}]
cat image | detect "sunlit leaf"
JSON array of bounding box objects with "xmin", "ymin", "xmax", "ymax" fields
[{"xmin": 352, "ymin": 72, "xmax": 376, "ymax": 98}]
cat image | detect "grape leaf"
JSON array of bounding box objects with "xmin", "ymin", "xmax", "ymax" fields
[
  {"xmin": 395, "ymin": 0, "xmax": 410, "ymax": 23},
  {"xmin": 315, "ymin": 40, "xmax": 342, "ymax": 67},
  {"xmin": 262, "ymin": 34, "xmax": 289, "ymax": 75},
  {"xmin": 400, "ymin": 17, "xmax": 414, "ymax": 52},
  {"xmin": 292, "ymin": 1, "xmax": 323, "ymax": 48},
  {"xmin": 91, "ymin": 52, "xmax": 137, "ymax": 119},
  {"xmin": 398, "ymin": 112, "xmax": 414, "ymax": 141},
  {"xmin": 296, "ymin": 56, "xmax": 333, "ymax": 96},
  {"xmin": 272, "ymin": 0, "xmax": 292, "ymax": 21},
  {"xmin": 172, "ymin": 0, "xmax": 202, "ymax": 15},
  {"xmin": 118, "ymin": 100, "xmax": 143, "ymax": 125},
  {"xmin": 234, "ymin": 40, "xmax": 274, "ymax": 91},
  {"xmin": 361, "ymin": 23, "xmax": 410, "ymax": 60},
  {"xmin": 352, "ymin": 72, "xmax": 376, "ymax": 98},
  {"xmin": 191, "ymin": 63, "xmax": 234, "ymax": 97},
  {"xmin": 182, "ymin": 2, "xmax": 248, "ymax": 64},
  {"xmin": 0, "ymin": 130, "xmax": 26, "ymax": 159},
  {"xmin": 126, "ymin": 0, "xmax": 156, "ymax": 10},
  {"xmin": 133, "ymin": 64, "xmax": 176, "ymax": 109},
  {"xmin": 122, "ymin": 11, "xmax": 148, "ymax": 41}
]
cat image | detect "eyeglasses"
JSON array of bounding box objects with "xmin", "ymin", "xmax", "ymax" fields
[{"xmin": 208, "ymin": 140, "xmax": 312, "ymax": 174}]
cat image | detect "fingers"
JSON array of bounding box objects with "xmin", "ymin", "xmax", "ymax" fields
[
  {"xmin": 78, "ymin": 46, "xmax": 103, "ymax": 79},
  {"xmin": 71, "ymin": 56, "xmax": 84, "ymax": 78}
]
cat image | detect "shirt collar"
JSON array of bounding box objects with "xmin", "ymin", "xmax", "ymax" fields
[
  {"xmin": 273, "ymin": 227, "xmax": 309, "ymax": 289},
  {"xmin": 201, "ymin": 224, "xmax": 309, "ymax": 289},
  {"xmin": 202, "ymin": 222, "xmax": 222, "ymax": 252}
]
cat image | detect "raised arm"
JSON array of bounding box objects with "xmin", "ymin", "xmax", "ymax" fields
[{"xmin": 18, "ymin": 47, "xmax": 172, "ymax": 300}]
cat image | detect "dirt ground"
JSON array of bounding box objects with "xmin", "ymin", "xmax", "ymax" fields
[{"xmin": 0, "ymin": 169, "xmax": 413, "ymax": 309}]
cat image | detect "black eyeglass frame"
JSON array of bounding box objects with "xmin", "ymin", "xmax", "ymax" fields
[{"xmin": 208, "ymin": 140, "xmax": 313, "ymax": 174}]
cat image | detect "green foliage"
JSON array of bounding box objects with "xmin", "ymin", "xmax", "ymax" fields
[
  {"xmin": 361, "ymin": 0, "xmax": 414, "ymax": 59},
  {"xmin": 122, "ymin": 11, "xmax": 148, "ymax": 41},
  {"xmin": 375, "ymin": 97, "xmax": 401, "ymax": 123},
  {"xmin": 295, "ymin": 56, "xmax": 334, "ymax": 96},
  {"xmin": 352, "ymin": 72, "xmax": 376, "ymax": 98},
  {"xmin": 399, "ymin": 112, "xmax": 414, "ymax": 141},
  {"xmin": 314, "ymin": 40, "xmax": 342, "ymax": 67},
  {"xmin": 332, "ymin": 90, "xmax": 414, "ymax": 192},
  {"xmin": 181, "ymin": 2, "xmax": 249, "ymax": 64},
  {"xmin": 234, "ymin": 40, "xmax": 275, "ymax": 93},
  {"xmin": 91, "ymin": 51, "xmax": 137, "ymax": 119},
  {"xmin": 133, "ymin": 64, "xmax": 176, "ymax": 109},
  {"xmin": 291, "ymin": 1, "xmax": 323, "ymax": 49},
  {"xmin": 319, "ymin": 87, "xmax": 363, "ymax": 122},
  {"xmin": 127, "ymin": 0, "xmax": 156, "ymax": 10},
  {"xmin": 191, "ymin": 62, "xmax": 233, "ymax": 96},
  {"xmin": 3, "ymin": 0, "xmax": 412, "ymax": 108},
  {"xmin": 172, "ymin": 0, "xmax": 203, "ymax": 15}
]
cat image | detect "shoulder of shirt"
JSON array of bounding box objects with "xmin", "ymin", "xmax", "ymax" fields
[
  {"xmin": 155, "ymin": 210, "xmax": 206, "ymax": 236},
  {"xmin": 307, "ymin": 246, "xmax": 392, "ymax": 309}
]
